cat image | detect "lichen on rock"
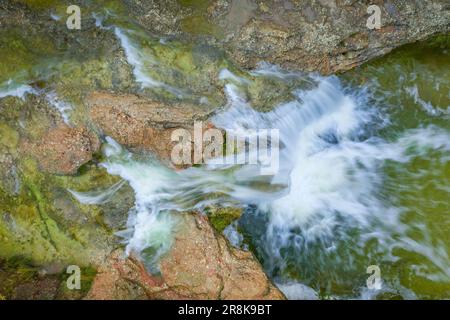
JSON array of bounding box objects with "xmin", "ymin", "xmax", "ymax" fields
[{"xmin": 125, "ymin": 0, "xmax": 450, "ymax": 74}]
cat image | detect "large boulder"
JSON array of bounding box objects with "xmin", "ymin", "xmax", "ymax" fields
[
  {"xmin": 88, "ymin": 91, "xmax": 216, "ymax": 163},
  {"xmin": 86, "ymin": 213, "xmax": 285, "ymax": 300},
  {"xmin": 126, "ymin": 0, "xmax": 450, "ymax": 73}
]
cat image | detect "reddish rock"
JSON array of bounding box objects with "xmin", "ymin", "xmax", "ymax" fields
[
  {"xmin": 21, "ymin": 125, "xmax": 100, "ymax": 175},
  {"xmin": 159, "ymin": 213, "xmax": 284, "ymax": 300},
  {"xmin": 88, "ymin": 91, "xmax": 216, "ymax": 164},
  {"xmin": 86, "ymin": 213, "xmax": 285, "ymax": 300}
]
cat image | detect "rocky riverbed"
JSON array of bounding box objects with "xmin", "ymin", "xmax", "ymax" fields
[{"xmin": 0, "ymin": 0, "xmax": 449, "ymax": 300}]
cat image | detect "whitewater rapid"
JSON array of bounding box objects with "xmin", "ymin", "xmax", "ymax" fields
[
  {"xmin": 1, "ymin": 7, "xmax": 447, "ymax": 300},
  {"xmin": 64, "ymin": 19, "xmax": 450, "ymax": 299},
  {"xmin": 69, "ymin": 64, "xmax": 450, "ymax": 298}
]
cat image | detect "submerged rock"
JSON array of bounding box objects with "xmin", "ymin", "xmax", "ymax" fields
[
  {"xmin": 87, "ymin": 213, "xmax": 284, "ymax": 300},
  {"xmin": 205, "ymin": 206, "xmax": 243, "ymax": 233}
]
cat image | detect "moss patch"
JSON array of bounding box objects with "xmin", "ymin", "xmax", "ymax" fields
[
  {"xmin": 0, "ymin": 153, "xmax": 121, "ymax": 267},
  {"xmin": 0, "ymin": 28, "xmax": 56, "ymax": 84},
  {"xmin": 205, "ymin": 206, "xmax": 242, "ymax": 233}
]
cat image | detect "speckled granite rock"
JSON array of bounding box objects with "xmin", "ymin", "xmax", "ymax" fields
[
  {"xmin": 87, "ymin": 213, "xmax": 285, "ymax": 300},
  {"xmin": 126, "ymin": 0, "xmax": 450, "ymax": 73}
]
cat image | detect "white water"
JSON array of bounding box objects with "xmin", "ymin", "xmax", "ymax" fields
[
  {"xmin": 276, "ymin": 282, "xmax": 319, "ymax": 300},
  {"xmin": 69, "ymin": 180, "xmax": 126, "ymax": 205},
  {"xmin": 45, "ymin": 91, "xmax": 73, "ymax": 125},
  {"xmin": 405, "ymin": 85, "xmax": 450, "ymax": 116},
  {"xmin": 0, "ymin": 79, "xmax": 36, "ymax": 99},
  {"xmin": 0, "ymin": 80, "xmax": 75, "ymax": 124},
  {"xmin": 214, "ymin": 74, "xmax": 450, "ymax": 284},
  {"xmin": 0, "ymin": 8, "xmax": 446, "ymax": 299},
  {"xmin": 114, "ymin": 28, "xmax": 186, "ymax": 98},
  {"xmin": 72, "ymin": 68, "xmax": 450, "ymax": 297}
]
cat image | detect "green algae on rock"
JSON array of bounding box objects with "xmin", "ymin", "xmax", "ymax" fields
[
  {"xmin": 124, "ymin": 0, "xmax": 450, "ymax": 74},
  {"xmin": 205, "ymin": 206, "xmax": 242, "ymax": 233}
]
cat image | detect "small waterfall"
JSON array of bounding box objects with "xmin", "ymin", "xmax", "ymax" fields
[
  {"xmin": 45, "ymin": 91, "xmax": 73, "ymax": 125},
  {"xmin": 114, "ymin": 27, "xmax": 187, "ymax": 98},
  {"xmin": 72, "ymin": 69, "xmax": 450, "ymax": 298},
  {"xmin": 64, "ymin": 18, "xmax": 450, "ymax": 297}
]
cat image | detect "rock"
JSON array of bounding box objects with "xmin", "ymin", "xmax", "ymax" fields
[
  {"xmin": 0, "ymin": 5, "xmax": 279, "ymax": 295},
  {"xmin": 88, "ymin": 91, "xmax": 216, "ymax": 163},
  {"xmin": 0, "ymin": 257, "xmax": 98, "ymax": 300},
  {"xmin": 276, "ymin": 282, "xmax": 319, "ymax": 300},
  {"xmin": 0, "ymin": 100, "xmax": 122, "ymax": 269},
  {"xmin": 0, "ymin": 152, "xmax": 20, "ymax": 196},
  {"xmin": 83, "ymin": 251, "xmax": 154, "ymax": 300},
  {"xmin": 205, "ymin": 206, "xmax": 243, "ymax": 233},
  {"xmin": 159, "ymin": 213, "xmax": 283, "ymax": 299},
  {"xmin": 12, "ymin": 277, "xmax": 61, "ymax": 300},
  {"xmin": 126, "ymin": 0, "xmax": 450, "ymax": 74},
  {"xmin": 87, "ymin": 213, "xmax": 285, "ymax": 300},
  {"xmin": 21, "ymin": 125, "xmax": 100, "ymax": 175},
  {"xmin": 3, "ymin": 0, "xmax": 446, "ymax": 301}
]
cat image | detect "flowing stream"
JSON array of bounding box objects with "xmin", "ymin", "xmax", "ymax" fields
[{"xmin": 1, "ymin": 7, "xmax": 449, "ymax": 299}]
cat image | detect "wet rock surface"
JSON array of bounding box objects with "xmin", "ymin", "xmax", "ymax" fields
[{"xmin": 88, "ymin": 91, "xmax": 216, "ymax": 163}]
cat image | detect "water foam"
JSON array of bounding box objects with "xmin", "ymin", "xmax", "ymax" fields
[
  {"xmin": 114, "ymin": 28, "xmax": 186, "ymax": 98},
  {"xmin": 74, "ymin": 69, "xmax": 450, "ymax": 298},
  {"xmin": 45, "ymin": 91, "xmax": 73, "ymax": 125}
]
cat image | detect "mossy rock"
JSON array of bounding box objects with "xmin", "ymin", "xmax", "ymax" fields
[
  {"xmin": 56, "ymin": 265, "xmax": 97, "ymax": 299},
  {"xmin": 205, "ymin": 206, "xmax": 243, "ymax": 233},
  {"xmin": 0, "ymin": 153, "xmax": 130, "ymax": 267},
  {"xmin": 0, "ymin": 256, "xmax": 97, "ymax": 299},
  {"xmin": 15, "ymin": 0, "xmax": 63, "ymax": 10},
  {"xmin": 0, "ymin": 27, "xmax": 56, "ymax": 84}
]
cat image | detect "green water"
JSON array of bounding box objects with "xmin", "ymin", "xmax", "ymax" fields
[
  {"xmin": 360, "ymin": 41, "xmax": 449, "ymax": 299},
  {"xmin": 238, "ymin": 38, "xmax": 450, "ymax": 299}
]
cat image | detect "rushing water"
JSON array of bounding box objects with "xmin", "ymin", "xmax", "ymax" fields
[
  {"xmin": 1, "ymin": 6, "xmax": 449, "ymax": 299},
  {"xmin": 72, "ymin": 52, "xmax": 449, "ymax": 299},
  {"xmin": 77, "ymin": 38, "xmax": 450, "ymax": 299}
]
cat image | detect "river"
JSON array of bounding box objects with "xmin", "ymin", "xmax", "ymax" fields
[{"xmin": 1, "ymin": 3, "xmax": 449, "ymax": 299}]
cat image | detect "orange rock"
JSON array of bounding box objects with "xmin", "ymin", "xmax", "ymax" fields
[
  {"xmin": 87, "ymin": 91, "xmax": 219, "ymax": 166},
  {"xmin": 86, "ymin": 213, "xmax": 285, "ymax": 300},
  {"xmin": 21, "ymin": 125, "xmax": 100, "ymax": 175}
]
